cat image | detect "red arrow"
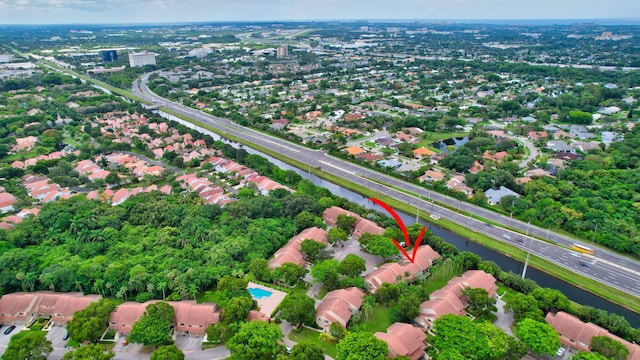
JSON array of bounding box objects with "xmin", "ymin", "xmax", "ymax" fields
[{"xmin": 369, "ymin": 197, "xmax": 426, "ymax": 264}]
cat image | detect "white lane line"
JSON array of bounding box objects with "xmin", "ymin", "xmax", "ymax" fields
[{"xmin": 319, "ymin": 161, "xmax": 355, "ymax": 175}]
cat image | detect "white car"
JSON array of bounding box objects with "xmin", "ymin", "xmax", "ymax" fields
[{"xmin": 556, "ymin": 347, "xmax": 566, "ymax": 357}]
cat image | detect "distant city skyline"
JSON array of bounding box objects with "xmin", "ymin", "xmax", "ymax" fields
[{"xmin": 0, "ymin": 0, "xmax": 639, "ymax": 25}]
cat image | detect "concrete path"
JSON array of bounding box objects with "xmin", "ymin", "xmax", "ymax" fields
[{"xmin": 493, "ymin": 294, "xmax": 514, "ymax": 336}]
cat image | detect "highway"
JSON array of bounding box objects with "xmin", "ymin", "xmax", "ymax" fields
[{"xmin": 135, "ymin": 74, "xmax": 640, "ymax": 300}]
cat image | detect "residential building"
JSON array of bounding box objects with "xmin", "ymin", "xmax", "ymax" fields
[
  {"xmin": 316, "ymin": 287, "xmax": 365, "ymax": 331},
  {"xmin": 374, "ymin": 322, "xmax": 426, "ymax": 360},
  {"xmin": 546, "ymin": 312, "xmax": 640, "ymax": 360},
  {"xmin": 0, "ymin": 291, "xmax": 101, "ymax": 325},
  {"xmin": 364, "ymin": 245, "xmax": 441, "ymax": 292},
  {"xmin": 128, "ymin": 52, "xmax": 157, "ymax": 67},
  {"xmin": 415, "ymin": 270, "xmax": 497, "ymax": 329},
  {"xmin": 445, "ymin": 176, "xmax": 473, "ymax": 197},
  {"xmin": 268, "ymin": 227, "xmax": 327, "ymax": 269},
  {"xmin": 169, "ymin": 301, "xmax": 219, "ymax": 336},
  {"xmin": 484, "ymin": 186, "xmax": 521, "ymax": 206},
  {"xmin": 418, "ymin": 169, "xmax": 445, "ymax": 183},
  {"xmin": 0, "ymin": 192, "xmax": 17, "ymax": 214},
  {"xmin": 322, "ymin": 206, "xmax": 384, "ymax": 238}
]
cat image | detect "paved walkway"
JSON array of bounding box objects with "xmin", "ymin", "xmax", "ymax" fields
[
  {"xmin": 332, "ymin": 237, "xmax": 383, "ymax": 273},
  {"xmin": 493, "ymin": 294, "xmax": 514, "ymax": 336}
]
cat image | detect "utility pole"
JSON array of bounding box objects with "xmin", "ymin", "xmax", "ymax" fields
[{"xmin": 522, "ymin": 237, "xmax": 532, "ymax": 279}]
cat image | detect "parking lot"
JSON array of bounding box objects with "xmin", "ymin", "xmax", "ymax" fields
[
  {"xmin": 112, "ymin": 335, "xmax": 143, "ymax": 353},
  {"xmin": 173, "ymin": 334, "xmax": 204, "ymax": 352},
  {"xmin": 46, "ymin": 325, "xmax": 68, "ymax": 348},
  {"xmin": 0, "ymin": 324, "xmax": 25, "ymax": 346}
]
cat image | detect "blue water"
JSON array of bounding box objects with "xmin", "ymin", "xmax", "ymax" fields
[{"xmin": 248, "ymin": 287, "xmax": 273, "ymax": 300}]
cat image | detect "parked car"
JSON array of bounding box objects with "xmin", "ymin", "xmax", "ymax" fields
[
  {"xmin": 556, "ymin": 347, "xmax": 566, "ymax": 357},
  {"xmin": 63, "ymin": 333, "xmax": 69, "ymax": 340},
  {"xmin": 4, "ymin": 325, "xmax": 16, "ymax": 335}
]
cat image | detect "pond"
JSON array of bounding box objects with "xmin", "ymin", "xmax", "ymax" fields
[{"xmin": 431, "ymin": 136, "xmax": 469, "ymax": 152}]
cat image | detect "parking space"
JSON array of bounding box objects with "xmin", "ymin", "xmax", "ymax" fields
[
  {"xmin": 173, "ymin": 334, "xmax": 203, "ymax": 352},
  {"xmin": 0, "ymin": 324, "xmax": 25, "ymax": 346},
  {"xmin": 332, "ymin": 237, "xmax": 383, "ymax": 273},
  {"xmin": 112, "ymin": 335, "xmax": 143, "ymax": 353},
  {"xmin": 46, "ymin": 325, "xmax": 68, "ymax": 348}
]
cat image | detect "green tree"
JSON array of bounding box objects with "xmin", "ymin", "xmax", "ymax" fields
[
  {"xmin": 531, "ymin": 287, "xmax": 570, "ymax": 313},
  {"xmin": 505, "ymin": 293, "xmax": 543, "ymax": 322},
  {"xmin": 67, "ymin": 299, "xmax": 117, "ymax": 343},
  {"xmin": 514, "ymin": 318, "xmax": 560, "ymax": 356},
  {"xmin": 222, "ymin": 296, "xmax": 254, "ymax": 324},
  {"xmin": 105, "ymin": 172, "xmax": 119, "ymax": 185},
  {"xmin": 248, "ymin": 258, "xmax": 271, "ymax": 282},
  {"xmin": 62, "ymin": 344, "xmax": 114, "ymax": 360},
  {"xmin": 205, "ymin": 322, "xmax": 239, "ymax": 344},
  {"xmin": 3, "ymin": 330, "xmax": 53, "ymax": 360},
  {"xmin": 396, "ymin": 294, "xmax": 421, "ymax": 323},
  {"xmin": 300, "ymin": 239, "xmax": 326, "ymax": 262},
  {"xmin": 572, "ymin": 351, "xmax": 609, "ymax": 360},
  {"xmin": 336, "ymin": 331, "xmax": 388, "ymax": 360},
  {"xmin": 336, "ymin": 214, "xmax": 357, "ymax": 232},
  {"xmin": 358, "ymin": 234, "xmax": 398, "ymax": 258},
  {"xmin": 435, "ymin": 348, "xmax": 467, "ymax": 360},
  {"xmin": 327, "ymin": 228, "xmax": 348, "ymax": 245},
  {"xmin": 289, "ymin": 343, "xmax": 324, "ymax": 360},
  {"xmin": 429, "ymin": 314, "xmax": 490, "ymax": 360},
  {"xmin": 129, "ymin": 302, "xmax": 175, "ymax": 347},
  {"xmin": 329, "ymin": 322, "xmax": 346, "ymax": 340},
  {"xmin": 462, "ymin": 287, "xmax": 497, "ymax": 317},
  {"xmin": 279, "ymin": 294, "xmax": 316, "ymax": 326},
  {"xmin": 374, "ymin": 282, "xmax": 399, "ymax": 307},
  {"xmin": 590, "ymin": 336, "xmax": 629, "ymax": 360},
  {"xmin": 280, "ymin": 262, "xmax": 307, "ymax": 286},
  {"xmin": 227, "ymin": 321, "xmax": 283, "ymax": 360},
  {"xmin": 150, "ymin": 345, "xmax": 184, "ymax": 360},
  {"xmin": 339, "ymin": 254, "xmax": 366, "ymax": 277},
  {"xmin": 475, "ymin": 322, "xmax": 509, "ymax": 360},
  {"xmin": 568, "ymin": 110, "xmax": 593, "ymax": 124},
  {"xmin": 311, "ymin": 259, "xmax": 341, "ymax": 289}
]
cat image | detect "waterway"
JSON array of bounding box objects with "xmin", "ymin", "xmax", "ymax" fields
[{"xmin": 157, "ymin": 110, "xmax": 640, "ymax": 327}]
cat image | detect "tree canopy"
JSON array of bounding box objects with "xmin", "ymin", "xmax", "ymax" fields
[
  {"xmin": 227, "ymin": 321, "xmax": 284, "ymax": 360},
  {"xmin": 336, "ymin": 331, "xmax": 388, "ymax": 360},
  {"xmin": 514, "ymin": 318, "xmax": 561, "ymax": 356},
  {"xmin": 278, "ymin": 294, "xmax": 316, "ymax": 326},
  {"xmin": 129, "ymin": 302, "xmax": 175, "ymax": 347},
  {"xmin": 3, "ymin": 330, "xmax": 53, "ymax": 360},
  {"xmin": 150, "ymin": 345, "xmax": 185, "ymax": 360},
  {"xmin": 67, "ymin": 299, "xmax": 117, "ymax": 344},
  {"xmin": 62, "ymin": 344, "xmax": 115, "ymax": 360}
]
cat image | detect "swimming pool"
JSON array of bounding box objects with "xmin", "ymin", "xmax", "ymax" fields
[{"xmin": 248, "ymin": 287, "xmax": 273, "ymax": 300}]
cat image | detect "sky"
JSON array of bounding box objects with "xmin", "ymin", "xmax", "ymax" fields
[{"xmin": 0, "ymin": 0, "xmax": 638, "ymax": 25}]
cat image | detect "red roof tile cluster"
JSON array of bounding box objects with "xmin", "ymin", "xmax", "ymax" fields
[
  {"xmin": 374, "ymin": 322, "xmax": 427, "ymax": 360},
  {"xmin": 268, "ymin": 227, "xmax": 328, "ymax": 269},
  {"xmin": 22, "ymin": 175, "xmax": 71, "ymax": 204},
  {"xmin": 316, "ymin": 287, "xmax": 365, "ymax": 330},
  {"xmin": 364, "ymin": 246, "xmax": 441, "ymax": 292},
  {"xmin": 0, "ymin": 291, "xmax": 101, "ymax": 325},
  {"xmin": 176, "ymin": 173, "xmax": 230, "ymax": 206},
  {"xmin": 322, "ymin": 206, "xmax": 385, "ymax": 238},
  {"xmin": 0, "ymin": 207, "xmax": 39, "ymax": 230},
  {"xmin": 546, "ymin": 312, "xmax": 640, "ymax": 359},
  {"xmin": 416, "ymin": 270, "xmax": 497, "ymax": 329}
]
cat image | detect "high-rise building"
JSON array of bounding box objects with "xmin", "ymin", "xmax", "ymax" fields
[
  {"xmin": 128, "ymin": 52, "xmax": 156, "ymax": 67},
  {"xmin": 276, "ymin": 45, "xmax": 288, "ymax": 58},
  {"xmin": 101, "ymin": 50, "xmax": 118, "ymax": 62}
]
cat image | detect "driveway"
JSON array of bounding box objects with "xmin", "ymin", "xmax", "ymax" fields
[
  {"xmin": 46, "ymin": 325, "xmax": 69, "ymax": 348},
  {"xmin": 112, "ymin": 335, "xmax": 144, "ymax": 353},
  {"xmin": 493, "ymin": 295, "xmax": 514, "ymax": 336},
  {"xmin": 174, "ymin": 334, "xmax": 204, "ymax": 353},
  {"xmin": 515, "ymin": 136, "xmax": 539, "ymax": 168},
  {"xmin": 332, "ymin": 237, "xmax": 383, "ymax": 273}
]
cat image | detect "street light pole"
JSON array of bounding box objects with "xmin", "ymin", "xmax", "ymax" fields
[{"xmin": 592, "ymin": 224, "xmax": 598, "ymax": 242}]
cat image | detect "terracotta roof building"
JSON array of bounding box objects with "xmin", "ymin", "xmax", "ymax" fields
[
  {"xmin": 316, "ymin": 287, "xmax": 364, "ymax": 331},
  {"xmin": 268, "ymin": 227, "xmax": 327, "ymax": 269},
  {"xmin": 375, "ymin": 322, "xmax": 427, "ymax": 360},
  {"xmin": 0, "ymin": 291, "xmax": 101, "ymax": 325},
  {"xmin": 169, "ymin": 301, "xmax": 219, "ymax": 336},
  {"xmin": 546, "ymin": 311, "xmax": 640, "ymax": 360},
  {"xmin": 415, "ymin": 270, "xmax": 497, "ymax": 329},
  {"xmin": 364, "ymin": 245, "xmax": 441, "ymax": 292},
  {"xmin": 322, "ymin": 206, "xmax": 384, "ymax": 239}
]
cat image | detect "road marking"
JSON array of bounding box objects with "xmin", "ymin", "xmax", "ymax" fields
[{"xmin": 319, "ymin": 161, "xmax": 355, "ymax": 174}]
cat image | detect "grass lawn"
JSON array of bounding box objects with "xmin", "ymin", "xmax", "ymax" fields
[
  {"xmin": 289, "ymin": 327, "xmax": 338, "ymax": 358},
  {"xmin": 362, "ymin": 141, "xmax": 376, "ymax": 148},
  {"xmin": 422, "ymin": 263, "xmax": 465, "ymax": 295},
  {"xmin": 0, "ymin": 151, "xmax": 37, "ymax": 163},
  {"xmin": 356, "ymin": 303, "xmax": 395, "ymax": 333}
]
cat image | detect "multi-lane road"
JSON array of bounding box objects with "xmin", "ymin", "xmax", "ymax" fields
[{"xmin": 134, "ymin": 74, "xmax": 640, "ymax": 300}]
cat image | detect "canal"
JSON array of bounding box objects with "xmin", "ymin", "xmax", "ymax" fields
[{"xmin": 159, "ymin": 110, "xmax": 640, "ymax": 327}]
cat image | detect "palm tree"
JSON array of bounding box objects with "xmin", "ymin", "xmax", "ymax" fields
[{"xmin": 362, "ymin": 295, "xmax": 376, "ymax": 321}]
